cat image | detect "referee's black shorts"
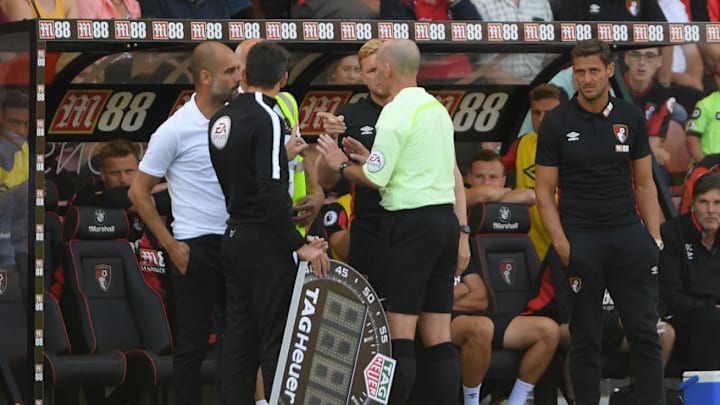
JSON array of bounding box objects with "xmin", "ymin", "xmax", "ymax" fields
[{"xmin": 372, "ymin": 204, "xmax": 459, "ymax": 315}]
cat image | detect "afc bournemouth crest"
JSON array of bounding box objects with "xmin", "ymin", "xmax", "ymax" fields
[
  {"xmin": 500, "ymin": 259, "xmax": 515, "ymax": 286},
  {"xmin": 613, "ymin": 124, "xmax": 628, "ymax": 143},
  {"xmin": 0, "ymin": 268, "xmax": 7, "ymax": 295},
  {"xmin": 569, "ymin": 277, "xmax": 582, "ymax": 293},
  {"xmin": 95, "ymin": 264, "xmax": 112, "ymax": 292},
  {"xmin": 626, "ymin": 0, "xmax": 640, "ymax": 17}
]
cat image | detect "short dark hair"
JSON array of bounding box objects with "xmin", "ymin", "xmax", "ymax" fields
[
  {"xmin": 98, "ymin": 139, "xmax": 139, "ymax": 165},
  {"xmin": 471, "ymin": 149, "xmax": 504, "ymax": 171},
  {"xmin": 693, "ymin": 172, "xmax": 720, "ymax": 199},
  {"xmin": 529, "ymin": 84, "xmax": 568, "ymax": 103},
  {"xmin": 2, "ymin": 90, "xmax": 29, "ymax": 112},
  {"xmin": 571, "ymin": 39, "xmax": 613, "ymax": 66},
  {"xmin": 246, "ymin": 42, "xmax": 289, "ymax": 89}
]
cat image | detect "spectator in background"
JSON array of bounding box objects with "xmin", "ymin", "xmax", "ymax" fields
[
  {"xmin": 77, "ymin": 0, "xmax": 141, "ymax": 19},
  {"xmin": 686, "ymin": 74, "xmax": 720, "ymax": 162},
  {"xmin": 327, "ymin": 55, "xmax": 363, "ymax": 85},
  {"xmin": 623, "ymin": 47, "xmax": 687, "ymax": 171},
  {"xmin": 2, "ymin": 0, "xmax": 79, "ymax": 19},
  {"xmin": 0, "ymin": 90, "xmax": 28, "ymax": 276},
  {"xmin": 659, "ymin": 0, "xmax": 705, "ymax": 93},
  {"xmin": 291, "ymin": 0, "xmax": 377, "ymax": 19},
  {"xmin": 138, "ymin": 0, "xmax": 229, "ymax": 18},
  {"xmin": 659, "ymin": 172, "xmax": 720, "ymax": 370},
  {"xmin": 553, "ymin": 0, "xmax": 674, "ymax": 87},
  {"xmin": 0, "ymin": 90, "xmax": 28, "ymax": 277},
  {"xmin": 470, "ymin": 0, "xmax": 554, "ymax": 83}
]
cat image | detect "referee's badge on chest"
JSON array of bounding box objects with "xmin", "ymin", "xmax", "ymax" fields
[{"xmin": 211, "ymin": 116, "xmax": 231, "ymax": 150}]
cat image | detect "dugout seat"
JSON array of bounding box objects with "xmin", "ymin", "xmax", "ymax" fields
[
  {"xmin": 44, "ymin": 179, "xmax": 64, "ymax": 295},
  {"xmin": 44, "ymin": 289, "xmax": 128, "ymax": 404},
  {"xmin": 61, "ymin": 206, "xmax": 174, "ymax": 396},
  {"xmin": 0, "ymin": 265, "xmax": 26, "ymax": 405},
  {"xmin": 468, "ymin": 202, "xmax": 557, "ymax": 403}
]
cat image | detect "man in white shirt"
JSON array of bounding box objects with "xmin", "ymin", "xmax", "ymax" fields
[{"xmin": 128, "ymin": 41, "xmax": 240, "ymax": 405}]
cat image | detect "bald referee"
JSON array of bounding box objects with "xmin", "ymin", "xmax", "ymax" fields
[{"xmin": 318, "ymin": 39, "xmax": 460, "ymax": 405}]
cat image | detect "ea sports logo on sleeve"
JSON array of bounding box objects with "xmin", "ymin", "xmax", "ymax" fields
[
  {"xmin": 211, "ymin": 116, "xmax": 231, "ymax": 150},
  {"xmin": 364, "ymin": 353, "xmax": 396, "ymax": 404},
  {"xmin": 366, "ymin": 151, "xmax": 385, "ymax": 173}
]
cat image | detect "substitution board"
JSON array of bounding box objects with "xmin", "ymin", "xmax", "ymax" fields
[{"xmin": 270, "ymin": 260, "xmax": 395, "ymax": 405}]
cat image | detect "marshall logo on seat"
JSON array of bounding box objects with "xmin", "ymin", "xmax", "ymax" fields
[
  {"xmin": 493, "ymin": 205, "xmax": 520, "ymax": 230},
  {"xmin": 89, "ymin": 208, "xmax": 116, "ymax": 233},
  {"xmin": 95, "ymin": 264, "xmax": 112, "ymax": 292},
  {"xmin": 471, "ymin": 203, "xmax": 531, "ymax": 235}
]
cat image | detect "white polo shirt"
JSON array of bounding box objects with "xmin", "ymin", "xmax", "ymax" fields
[{"xmin": 139, "ymin": 93, "xmax": 228, "ymax": 240}]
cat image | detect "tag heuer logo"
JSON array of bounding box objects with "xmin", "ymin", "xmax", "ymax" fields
[
  {"xmin": 95, "ymin": 264, "xmax": 112, "ymax": 292},
  {"xmin": 498, "ymin": 206, "xmax": 511, "ymax": 223},
  {"xmin": 0, "ymin": 269, "xmax": 7, "ymax": 295},
  {"xmin": 364, "ymin": 353, "xmax": 395, "ymax": 404},
  {"xmin": 94, "ymin": 209, "xmax": 106, "ymax": 225},
  {"xmin": 500, "ymin": 259, "xmax": 515, "ymax": 285}
]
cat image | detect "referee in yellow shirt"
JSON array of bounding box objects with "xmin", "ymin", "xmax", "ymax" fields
[{"xmin": 318, "ymin": 39, "xmax": 460, "ymax": 405}]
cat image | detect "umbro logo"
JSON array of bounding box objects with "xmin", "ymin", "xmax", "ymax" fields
[
  {"xmin": 589, "ymin": 3, "xmax": 600, "ymax": 14},
  {"xmin": 360, "ymin": 125, "xmax": 374, "ymax": 136},
  {"xmin": 566, "ymin": 131, "xmax": 580, "ymax": 142}
]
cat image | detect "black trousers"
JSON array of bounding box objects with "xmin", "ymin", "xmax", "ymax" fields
[
  {"xmin": 220, "ymin": 226, "xmax": 297, "ymax": 403},
  {"xmin": 171, "ymin": 234, "xmax": 224, "ymax": 405},
  {"xmin": 669, "ymin": 306, "xmax": 720, "ymax": 370},
  {"xmin": 566, "ymin": 223, "xmax": 664, "ymax": 405}
]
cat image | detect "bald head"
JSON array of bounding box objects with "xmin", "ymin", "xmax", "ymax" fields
[
  {"xmin": 377, "ymin": 39, "xmax": 420, "ymax": 77},
  {"xmin": 190, "ymin": 41, "xmax": 231, "ymax": 84},
  {"xmin": 235, "ymin": 38, "xmax": 264, "ymax": 69}
]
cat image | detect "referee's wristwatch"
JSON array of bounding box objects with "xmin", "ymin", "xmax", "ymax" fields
[
  {"xmin": 654, "ymin": 238, "xmax": 664, "ymax": 250},
  {"xmin": 459, "ymin": 224, "xmax": 471, "ymax": 235},
  {"xmin": 338, "ymin": 160, "xmax": 353, "ymax": 177}
]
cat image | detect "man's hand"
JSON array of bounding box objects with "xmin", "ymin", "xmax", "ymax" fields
[
  {"xmin": 555, "ymin": 238, "xmax": 571, "ymax": 267},
  {"xmin": 298, "ymin": 243, "xmax": 330, "ymax": 277},
  {"xmin": 456, "ymin": 234, "xmax": 470, "ymax": 277},
  {"xmin": 165, "ymin": 239, "xmax": 191, "ymax": 274},
  {"xmin": 293, "ymin": 194, "xmax": 324, "ymax": 228},
  {"xmin": 317, "ymin": 134, "xmax": 350, "ymax": 171},
  {"xmin": 341, "ymin": 137, "xmax": 370, "ymax": 164},
  {"xmin": 317, "ymin": 112, "xmax": 347, "ymax": 138},
  {"xmin": 285, "ymin": 128, "xmax": 309, "ymax": 161}
]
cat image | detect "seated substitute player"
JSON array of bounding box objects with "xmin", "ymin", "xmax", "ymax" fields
[
  {"xmin": 72, "ymin": 139, "xmax": 169, "ymax": 293},
  {"xmin": 451, "ymin": 261, "xmax": 560, "ymax": 405},
  {"xmin": 659, "ymin": 172, "xmax": 720, "ymax": 370},
  {"xmin": 465, "ymin": 149, "xmax": 535, "ymax": 209}
]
